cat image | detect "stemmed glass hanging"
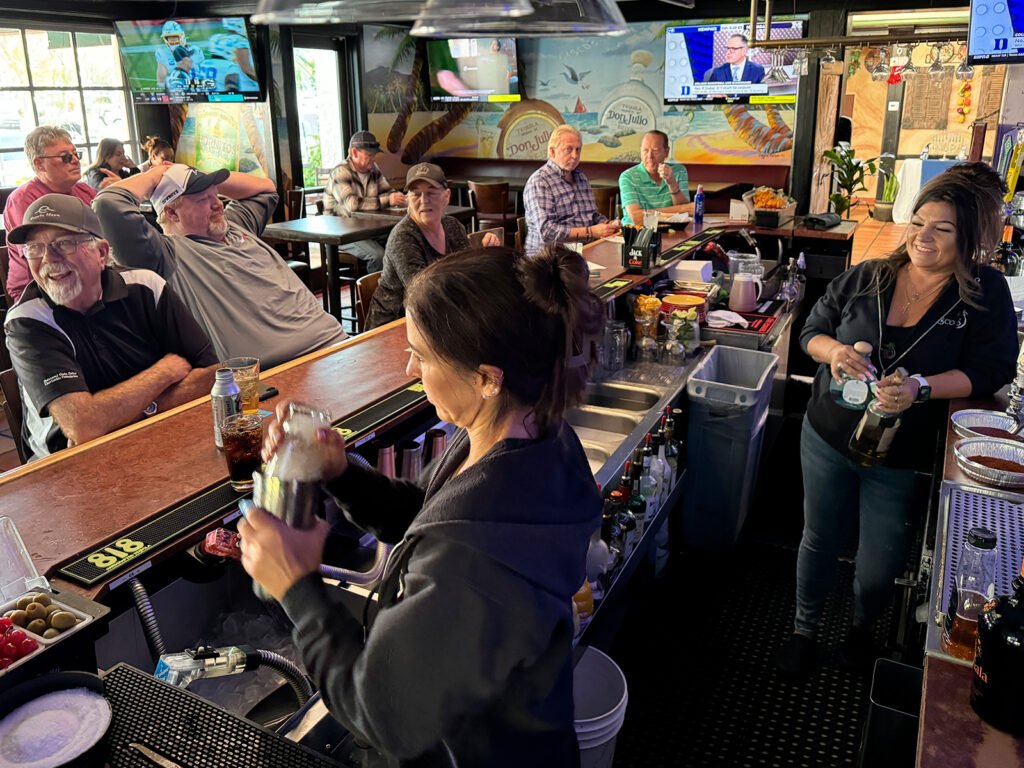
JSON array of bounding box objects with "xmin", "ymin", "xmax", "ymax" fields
[
  {"xmin": 871, "ymin": 48, "xmax": 890, "ymax": 82},
  {"xmin": 821, "ymin": 48, "xmax": 837, "ymax": 66}
]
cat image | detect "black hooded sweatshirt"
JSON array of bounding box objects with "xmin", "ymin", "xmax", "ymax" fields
[{"xmin": 280, "ymin": 422, "xmax": 602, "ymax": 767}]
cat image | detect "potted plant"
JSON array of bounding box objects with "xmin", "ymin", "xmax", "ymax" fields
[
  {"xmin": 822, "ymin": 144, "xmax": 879, "ymax": 219},
  {"xmin": 874, "ymin": 171, "xmax": 899, "ymax": 222}
]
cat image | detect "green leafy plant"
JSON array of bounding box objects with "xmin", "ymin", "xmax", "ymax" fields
[
  {"xmin": 822, "ymin": 145, "xmax": 879, "ymax": 218},
  {"xmin": 880, "ymin": 171, "xmax": 899, "ymax": 203}
]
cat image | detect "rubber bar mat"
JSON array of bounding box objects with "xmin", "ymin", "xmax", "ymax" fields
[
  {"xmin": 101, "ymin": 663, "xmax": 340, "ymax": 767},
  {"xmin": 609, "ymin": 546, "xmax": 881, "ymax": 768}
]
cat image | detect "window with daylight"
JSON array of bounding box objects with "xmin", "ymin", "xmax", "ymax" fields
[{"xmin": 0, "ymin": 27, "xmax": 137, "ymax": 187}]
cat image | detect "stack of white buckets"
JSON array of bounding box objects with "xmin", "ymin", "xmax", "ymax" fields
[{"xmin": 573, "ymin": 646, "xmax": 629, "ymax": 768}]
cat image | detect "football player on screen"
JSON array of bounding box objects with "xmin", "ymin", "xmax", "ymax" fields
[
  {"xmin": 165, "ymin": 46, "xmax": 196, "ymax": 94},
  {"xmin": 206, "ymin": 33, "xmax": 259, "ymax": 93},
  {"xmin": 155, "ymin": 21, "xmax": 205, "ymax": 89},
  {"xmin": 221, "ymin": 18, "xmax": 258, "ymax": 82}
]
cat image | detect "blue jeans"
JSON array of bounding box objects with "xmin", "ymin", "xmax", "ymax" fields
[
  {"xmin": 795, "ymin": 417, "xmax": 917, "ymax": 637},
  {"xmin": 344, "ymin": 239, "xmax": 385, "ymax": 273}
]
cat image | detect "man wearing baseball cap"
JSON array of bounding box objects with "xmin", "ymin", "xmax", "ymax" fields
[
  {"xmin": 366, "ymin": 163, "xmax": 497, "ymax": 329},
  {"xmin": 93, "ymin": 162, "xmax": 347, "ymax": 368},
  {"xmin": 322, "ymin": 131, "xmax": 407, "ymax": 272},
  {"xmin": 3, "ymin": 194, "xmax": 219, "ymax": 460}
]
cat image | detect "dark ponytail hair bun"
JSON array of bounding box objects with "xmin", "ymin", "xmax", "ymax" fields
[{"xmin": 406, "ymin": 244, "xmax": 605, "ymax": 435}]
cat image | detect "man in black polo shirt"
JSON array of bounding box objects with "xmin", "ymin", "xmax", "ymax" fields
[{"xmin": 4, "ymin": 194, "xmax": 219, "ymax": 460}]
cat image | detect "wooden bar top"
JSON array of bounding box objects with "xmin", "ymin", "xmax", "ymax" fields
[
  {"xmin": 918, "ymin": 656, "xmax": 1024, "ymax": 768},
  {"xmin": 0, "ymin": 323, "xmax": 416, "ymax": 596}
]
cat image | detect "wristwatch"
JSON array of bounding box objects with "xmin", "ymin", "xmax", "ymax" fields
[
  {"xmin": 910, "ymin": 375, "xmax": 932, "ymax": 403},
  {"xmin": 144, "ymin": 401, "xmax": 159, "ymax": 417}
]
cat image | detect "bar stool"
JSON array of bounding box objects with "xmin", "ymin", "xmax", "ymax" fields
[
  {"xmin": 0, "ymin": 367, "xmax": 28, "ymax": 465},
  {"xmin": 355, "ymin": 271, "xmax": 381, "ymax": 333}
]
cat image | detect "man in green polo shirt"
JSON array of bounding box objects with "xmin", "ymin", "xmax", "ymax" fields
[{"xmin": 618, "ymin": 130, "xmax": 691, "ymax": 226}]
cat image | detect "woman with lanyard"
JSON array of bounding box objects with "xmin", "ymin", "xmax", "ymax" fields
[
  {"xmin": 776, "ymin": 166, "xmax": 1018, "ymax": 679},
  {"xmin": 238, "ymin": 243, "xmax": 603, "ymax": 765}
]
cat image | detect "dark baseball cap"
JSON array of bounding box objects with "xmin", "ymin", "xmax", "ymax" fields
[
  {"xmin": 349, "ymin": 131, "xmax": 381, "ymax": 153},
  {"xmin": 172, "ymin": 45, "xmax": 192, "ymax": 63},
  {"xmin": 151, "ymin": 164, "xmax": 231, "ymax": 215},
  {"xmin": 405, "ymin": 163, "xmax": 447, "ymax": 189},
  {"xmin": 8, "ymin": 194, "xmax": 104, "ymax": 244}
]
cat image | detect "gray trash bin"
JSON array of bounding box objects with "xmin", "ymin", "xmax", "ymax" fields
[
  {"xmin": 858, "ymin": 658, "xmax": 922, "ymax": 768},
  {"xmin": 683, "ymin": 345, "xmax": 778, "ymax": 550}
]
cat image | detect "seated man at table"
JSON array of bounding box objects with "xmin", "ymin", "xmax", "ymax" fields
[
  {"xmin": 366, "ymin": 163, "xmax": 497, "ymax": 330},
  {"xmin": 618, "ymin": 130, "xmax": 691, "ymax": 226},
  {"xmin": 3, "ymin": 126, "xmax": 97, "ymax": 303},
  {"xmin": 322, "ymin": 131, "xmax": 407, "ymax": 273},
  {"xmin": 4, "ymin": 195, "xmax": 219, "ymax": 460},
  {"xmin": 93, "ymin": 163, "xmax": 347, "ymax": 369},
  {"xmin": 523, "ymin": 124, "xmax": 620, "ymax": 258}
]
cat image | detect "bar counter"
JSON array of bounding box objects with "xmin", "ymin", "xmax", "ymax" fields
[
  {"xmin": 916, "ymin": 394, "xmax": 1024, "ymax": 767},
  {"xmin": 0, "ymin": 321, "xmax": 418, "ymax": 600}
]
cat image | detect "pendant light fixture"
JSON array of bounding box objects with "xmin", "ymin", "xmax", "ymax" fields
[
  {"xmin": 252, "ymin": 0, "xmax": 533, "ymax": 25},
  {"xmin": 411, "ymin": 0, "xmax": 628, "ymax": 37}
]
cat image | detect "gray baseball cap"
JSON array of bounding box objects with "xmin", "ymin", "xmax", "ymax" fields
[
  {"xmin": 349, "ymin": 131, "xmax": 382, "ymax": 152},
  {"xmin": 405, "ymin": 162, "xmax": 447, "ymax": 189},
  {"xmin": 8, "ymin": 194, "xmax": 104, "ymax": 244}
]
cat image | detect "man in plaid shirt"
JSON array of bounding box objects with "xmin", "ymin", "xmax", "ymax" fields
[
  {"xmin": 523, "ymin": 125, "xmax": 620, "ymax": 257},
  {"xmin": 323, "ymin": 131, "xmax": 407, "ymax": 271}
]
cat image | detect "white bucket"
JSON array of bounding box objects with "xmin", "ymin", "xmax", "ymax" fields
[{"xmin": 573, "ymin": 646, "xmax": 628, "ymax": 768}]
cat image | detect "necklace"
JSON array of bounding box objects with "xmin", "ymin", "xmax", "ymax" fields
[{"xmin": 900, "ymin": 266, "xmax": 950, "ymax": 315}]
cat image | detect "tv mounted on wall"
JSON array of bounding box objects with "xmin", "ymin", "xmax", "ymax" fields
[
  {"xmin": 968, "ymin": 1, "xmax": 1024, "ymax": 64},
  {"xmin": 426, "ymin": 37, "xmax": 522, "ymax": 104}
]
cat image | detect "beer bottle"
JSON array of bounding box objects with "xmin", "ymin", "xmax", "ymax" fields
[
  {"xmin": 941, "ymin": 527, "xmax": 998, "ymax": 661},
  {"xmin": 971, "ymin": 556, "xmax": 1024, "ymax": 735},
  {"xmin": 829, "ymin": 341, "xmax": 874, "ymax": 410}
]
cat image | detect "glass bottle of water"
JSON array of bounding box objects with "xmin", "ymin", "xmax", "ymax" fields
[{"xmin": 829, "ymin": 341, "xmax": 874, "ymax": 410}]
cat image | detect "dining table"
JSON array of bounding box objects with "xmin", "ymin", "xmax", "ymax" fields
[{"xmin": 262, "ymin": 205, "xmax": 475, "ymax": 326}]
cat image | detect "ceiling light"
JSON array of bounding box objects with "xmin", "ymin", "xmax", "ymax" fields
[{"xmin": 411, "ymin": 0, "xmax": 628, "ymax": 37}]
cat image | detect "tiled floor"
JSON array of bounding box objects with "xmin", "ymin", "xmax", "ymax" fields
[{"xmin": 849, "ymin": 202, "xmax": 907, "ymax": 266}]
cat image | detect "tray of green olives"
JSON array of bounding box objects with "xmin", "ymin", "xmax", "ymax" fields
[{"xmin": 1, "ymin": 591, "xmax": 92, "ymax": 677}]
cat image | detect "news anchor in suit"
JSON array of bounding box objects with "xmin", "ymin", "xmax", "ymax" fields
[{"xmin": 704, "ymin": 34, "xmax": 765, "ymax": 84}]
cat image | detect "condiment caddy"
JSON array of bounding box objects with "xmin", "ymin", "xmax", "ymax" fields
[{"xmin": 0, "ymin": 516, "xmax": 108, "ymax": 684}]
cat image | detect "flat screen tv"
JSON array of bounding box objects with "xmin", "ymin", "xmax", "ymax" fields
[
  {"xmin": 968, "ymin": 1, "xmax": 1024, "ymax": 63},
  {"xmin": 663, "ymin": 20, "xmax": 805, "ymax": 105},
  {"xmin": 426, "ymin": 38, "xmax": 521, "ymax": 104},
  {"xmin": 114, "ymin": 17, "xmax": 261, "ymax": 104}
]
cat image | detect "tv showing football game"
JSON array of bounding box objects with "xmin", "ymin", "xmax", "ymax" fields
[
  {"xmin": 968, "ymin": 1, "xmax": 1024, "ymax": 63},
  {"xmin": 663, "ymin": 20, "xmax": 805, "ymax": 105},
  {"xmin": 426, "ymin": 38, "xmax": 522, "ymax": 104},
  {"xmin": 114, "ymin": 17, "xmax": 261, "ymax": 104}
]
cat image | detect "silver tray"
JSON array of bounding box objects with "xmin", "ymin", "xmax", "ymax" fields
[
  {"xmin": 950, "ymin": 409, "xmax": 1021, "ymax": 440},
  {"xmin": 954, "ymin": 437, "xmax": 1024, "ymax": 489}
]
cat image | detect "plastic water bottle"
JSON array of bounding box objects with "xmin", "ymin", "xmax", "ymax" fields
[{"xmin": 693, "ymin": 184, "xmax": 705, "ymax": 227}]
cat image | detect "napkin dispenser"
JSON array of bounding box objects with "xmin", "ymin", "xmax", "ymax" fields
[{"xmin": 621, "ymin": 226, "xmax": 660, "ymax": 274}]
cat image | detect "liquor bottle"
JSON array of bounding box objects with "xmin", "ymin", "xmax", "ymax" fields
[
  {"xmin": 628, "ymin": 466, "xmax": 647, "ymax": 537},
  {"xmin": 848, "ymin": 400, "xmax": 903, "ymax": 467},
  {"xmin": 991, "ymin": 225, "xmax": 1020, "ymax": 276},
  {"xmin": 971, "ymin": 556, "xmax": 1024, "ymax": 735},
  {"xmin": 617, "ymin": 460, "xmax": 633, "ymax": 505},
  {"xmin": 693, "ymin": 184, "xmax": 705, "ymax": 227},
  {"xmin": 660, "ymin": 413, "xmax": 677, "ymax": 485},
  {"xmin": 650, "ymin": 430, "xmax": 670, "ymax": 509},
  {"xmin": 640, "ymin": 435, "xmax": 659, "ymax": 511},
  {"xmin": 210, "ymin": 368, "xmax": 241, "ymax": 449},
  {"xmin": 670, "ymin": 407, "xmax": 686, "ymax": 472},
  {"xmin": 829, "ymin": 341, "xmax": 874, "ymax": 410},
  {"xmin": 601, "ymin": 492, "xmax": 626, "ymax": 571},
  {"xmin": 941, "ymin": 527, "xmax": 998, "ymax": 661}
]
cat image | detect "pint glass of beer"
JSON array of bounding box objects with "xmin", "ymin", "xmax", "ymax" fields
[
  {"xmin": 221, "ymin": 414, "xmax": 263, "ymax": 492},
  {"xmin": 223, "ymin": 357, "xmax": 260, "ymax": 414}
]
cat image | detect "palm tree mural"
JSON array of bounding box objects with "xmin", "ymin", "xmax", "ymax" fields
[{"xmin": 372, "ymin": 25, "xmax": 474, "ymax": 165}]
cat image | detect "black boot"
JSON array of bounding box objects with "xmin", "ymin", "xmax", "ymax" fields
[{"xmin": 775, "ymin": 633, "xmax": 816, "ymax": 681}]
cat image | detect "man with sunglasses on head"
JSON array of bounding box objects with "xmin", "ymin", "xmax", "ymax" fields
[
  {"xmin": 94, "ymin": 163, "xmax": 347, "ymax": 368},
  {"xmin": 3, "ymin": 195, "xmax": 219, "ymax": 460},
  {"xmin": 3, "ymin": 126, "xmax": 97, "ymax": 303}
]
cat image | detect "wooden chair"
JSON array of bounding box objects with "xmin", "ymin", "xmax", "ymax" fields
[
  {"xmin": 467, "ymin": 181, "xmax": 517, "ymax": 236},
  {"xmin": 515, "ymin": 217, "xmax": 527, "ymax": 252},
  {"xmin": 0, "ymin": 245, "xmax": 11, "ymax": 309},
  {"xmin": 355, "ymin": 271, "xmax": 381, "ymax": 333},
  {"xmin": 0, "ymin": 368, "xmax": 29, "ymax": 465},
  {"xmin": 262, "ymin": 189, "xmax": 311, "ymax": 288},
  {"xmin": 592, "ymin": 186, "xmax": 619, "ymax": 220},
  {"xmin": 467, "ymin": 227, "xmax": 504, "ymax": 249}
]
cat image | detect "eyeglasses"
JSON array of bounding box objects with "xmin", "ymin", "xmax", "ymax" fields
[
  {"xmin": 24, "ymin": 235, "xmax": 95, "ymax": 261},
  {"xmin": 725, "ymin": 46, "xmax": 748, "ymax": 51},
  {"xmin": 408, "ymin": 189, "xmax": 447, "ymax": 201},
  {"xmin": 36, "ymin": 150, "xmax": 83, "ymax": 164}
]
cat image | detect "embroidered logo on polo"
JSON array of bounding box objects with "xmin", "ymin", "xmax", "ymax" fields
[{"xmin": 937, "ymin": 309, "xmax": 968, "ymax": 329}]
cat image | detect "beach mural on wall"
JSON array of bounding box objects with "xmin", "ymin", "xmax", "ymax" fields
[{"xmin": 364, "ymin": 21, "xmax": 799, "ymax": 177}]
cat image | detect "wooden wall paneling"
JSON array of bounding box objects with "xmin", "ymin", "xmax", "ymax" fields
[{"xmin": 810, "ymin": 71, "xmax": 842, "ymax": 214}]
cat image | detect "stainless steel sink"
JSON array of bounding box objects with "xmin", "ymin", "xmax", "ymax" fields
[
  {"xmin": 583, "ymin": 382, "xmax": 662, "ymax": 412},
  {"xmin": 581, "ymin": 442, "xmax": 611, "ymax": 477},
  {"xmin": 566, "ymin": 406, "xmax": 640, "ymax": 436}
]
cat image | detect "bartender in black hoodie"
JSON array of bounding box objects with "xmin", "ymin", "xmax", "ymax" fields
[
  {"xmin": 776, "ymin": 166, "xmax": 1018, "ymax": 679},
  {"xmin": 238, "ymin": 244, "xmax": 605, "ymax": 766}
]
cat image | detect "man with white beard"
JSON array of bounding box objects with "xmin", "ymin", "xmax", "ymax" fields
[
  {"xmin": 4, "ymin": 195, "xmax": 219, "ymax": 460},
  {"xmin": 93, "ymin": 164, "xmax": 347, "ymax": 368}
]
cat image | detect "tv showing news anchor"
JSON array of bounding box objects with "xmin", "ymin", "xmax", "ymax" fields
[{"xmin": 704, "ymin": 34, "xmax": 765, "ymax": 83}]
